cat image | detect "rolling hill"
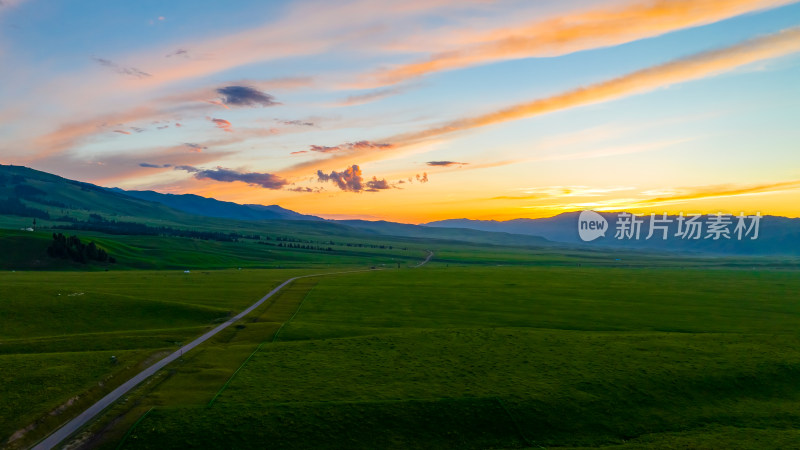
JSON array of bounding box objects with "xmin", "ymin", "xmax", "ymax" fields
[
  {"xmin": 0, "ymin": 164, "xmax": 554, "ymax": 251},
  {"xmin": 109, "ymin": 188, "xmax": 322, "ymax": 221},
  {"xmin": 3, "ymin": 164, "xmax": 799, "ymax": 256},
  {"xmin": 425, "ymin": 212, "xmax": 800, "ymax": 255}
]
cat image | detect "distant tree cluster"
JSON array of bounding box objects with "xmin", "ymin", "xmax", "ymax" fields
[
  {"xmin": 258, "ymin": 236, "xmax": 408, "ymax": 254},
  {"xmin": 261, "ymin": 241, "xmax": 334, "ymax": 251},
  {"xmin": 56, "ymin": 215, "xmax": 249, "ymax": 242},
  {"xmin": 271, "ymin": 236, "xmax": 400, "ymax": 250},
  {"xmin": 343, "ymin": 242, "xmax": 393, "ymax": 249},
  {"xmin": 0, "ymin": 197, "xmax": 50, "ymax": 219},
  {"xmin": 47, "ymin": 233, "xmax": 116, "ymax": 264}
]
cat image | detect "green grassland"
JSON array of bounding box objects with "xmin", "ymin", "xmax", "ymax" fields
[
  {"xmin": 0, "ymin": 228, "xmax": 425, "ymax": 271},
  {"xmin": 70, "ymin": 266, "xmax": 800, "ymax": 450},
  {"xmin": 5, "ymin": 226, "xmax": 796, "ymax": 274},
  {"xmin": 0, "ymin": 269, "xmax": 325, "ymax": 447}
]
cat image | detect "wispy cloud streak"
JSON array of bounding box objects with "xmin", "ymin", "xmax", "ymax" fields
[
  {"xmin": 370, "ymin": 0, "xmax": 797, "ymax": 85},
  {"xmin": 281, "ymin": 26, "xmax": 800, "ymax": 175}
]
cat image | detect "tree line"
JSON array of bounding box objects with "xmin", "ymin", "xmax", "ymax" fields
[
  {"xmin": 47, "ymin": 233, "xmax": 116, "ymax": 264},
  {"xmin": 55, "ymin": 215, "xmax": 254, "ymax": 242}
]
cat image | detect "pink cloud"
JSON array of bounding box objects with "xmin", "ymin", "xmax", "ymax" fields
[{"xmin": 211, "ymin": 118, "xmax": 233, "ymax": 132}]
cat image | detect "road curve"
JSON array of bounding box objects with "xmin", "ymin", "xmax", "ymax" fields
[
  {"xmin": 413, "ymin": 250, "xmax": 434, "ymax": 267},
  {"xmin": 32, "ymin": 268, "xmax": 377, "ymax": 450}
]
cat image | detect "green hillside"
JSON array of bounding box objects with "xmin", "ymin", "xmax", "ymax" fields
[
  {"xmin": 0, "ymin": 164, "xmax": 556, "ymax": 255},
  {"xmin": 0, "ymin": 165, "xmax": 194, "ymax": 226}
]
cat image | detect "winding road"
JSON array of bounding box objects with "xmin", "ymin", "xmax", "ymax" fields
[
  {"xmin": 33, "ymin": 252, "xmax": 433, "ymax": 449},
  {"xmin": 414, "ymin": 250, "xmax": 434, "ymax": 268}
]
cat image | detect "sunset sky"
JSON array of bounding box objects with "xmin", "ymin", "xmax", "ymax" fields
[{"xmin": 1, "ymin": 0, "xmax": 799, "ymax": 222}]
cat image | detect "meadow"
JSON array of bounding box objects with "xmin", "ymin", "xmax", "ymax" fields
[
  {"xmin": 0, "ymin": 269, "xmax": 323, "ymax": 447},
  {"xmin": 0, "ymin": 228, "xmax": 425, "ymax": 271},
  {"xmin": 61, "ymin": 266, "xmax": 800, "ymax": 449}
]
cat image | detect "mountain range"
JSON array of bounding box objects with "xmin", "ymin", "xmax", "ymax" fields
[
  {"xmin": 0, "ymin": 164, "xmax": 550, "ymax": 248},
  {"xmin": 2, "ymin": 164, "xmax": 799, "ymax": 255},
  {"xmin": 425, "ymin": 212, "xmax": 800, "ymax": 255},
  {"xmin": 108, "ymin": 188, "xmax": 322, "ymax": 222}
]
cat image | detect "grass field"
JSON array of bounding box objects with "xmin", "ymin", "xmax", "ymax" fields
[
  {"xmin": 0, "ymin": 228, "xmax": 427, "ymax": 271},
  {"xmin": 0, "ymin": 268, "xmax": 328, "ymax": 447},
  {"xmin": 68, "ymin": 266, "xmax": 800, "ymax": 449}
]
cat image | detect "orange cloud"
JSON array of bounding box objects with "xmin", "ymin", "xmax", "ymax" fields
[
  {"xmin": 337, "ymin": 85, "xmax": 411, "ymax": 106},
  {"xmin": 280, "ymin": 26, "xmax": 800, "ymax": 176},
  {"xmin": 206, "ymin": 100, "xmax": 230, "ymax": 109},
  {"xmin": 32, "ymin": 146, "xmax": 234, "ymax": 187},
  {"xmin": 514, "ymin": 179, "xmax": 800, "ymax": 213},
  {"xmin": 637, "ymin": 179, "xmax": 800, "ymax": 205},
  {"xmin": 33, "ymin": 106, "xmax": 170, "ymax": 159},
  {"xmin": 370, "ymin": 0, "xmax": 797, "ymax": 85},
  {"xmin": 398, "ymin": 27, "xmax": 800, "ymax": 143},
  {"xmin": 211, "ymin": 118, "xmax": 233, "ymax": 132},
  {"xmin": 29, "ymin": 82, "xmax": 291, "ymax": 158}
]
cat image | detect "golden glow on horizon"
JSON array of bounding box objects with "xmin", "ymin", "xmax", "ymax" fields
[
  {"xmin": 161, "ymin": 175, "xmax": 800, "ymax": 224},
  {"xmin": 3, "ymin": 0, "xmax": 800, "ymax": 222}
]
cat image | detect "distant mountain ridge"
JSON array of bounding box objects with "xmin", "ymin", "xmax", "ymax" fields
[
  {"xmin": 109, "ymin": 189, "xmax": 323, "ymax": 222},
  {"xmin": 0, "ymin": 164, "xmax": 554, "ymax": 249},
  {"xmin": 335, "ymin": 219, "xmax": 552, "ymax": 247},
  {"xmin": 3, "ymin": 164, "xmax": 799, "ymax": 255},
  {"xmin": 425, "ymin": 212, "xmax": 800, "ymax": 255},
  {"xmin": 426, "ymin": 215, "xmax": 582, "ymax": 243}
]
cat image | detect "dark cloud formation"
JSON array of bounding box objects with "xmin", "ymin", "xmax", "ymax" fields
[
  {"xmin": 282, "ymin": 119, "xmax": 315, "ymax": 127},
  {"xmin": 349, "ymin": 141, "xmax": 393, "ymax": 150},
  {"xmin": 173, "ymin": 165, "xmax": 197, "ymax": 173},
  {"xmin": 217, "ymin": 86, "xmax": 279, "ymax": 107},
  {"xmin": 184, "ymin": 143, "xmax": 207, "ymax": 152},
  {"xmin": 310, "ymin": 145, "xmax": 340, "ymax": 153},
  {"xmin": 426, "ymin": 160, "xmax": 467, "ymax": 166},
  {"xmin": 288, "ymin": 186, "xmax": 322, "ymax": 193},
  {"xmin": 173, "ymin": 165, "xmax": 288, "ymax": 189},
  {"xmin": 365, "ymin": 177, "xmax": 391, "ymax": 190},
  {"xmin": 139, "ymin": 163, "xmax": 172, "ymax": 168},
  {"xmin": 130, "ymin": 127, "xmax": 145, "ymax": 133},
  {"xmin": 317, "ymin": 165, "xmax": 362, "ymax": 191},
  {"xmin": 113, "ymin": 130, "xmax": 131, "ymax": 135},
  {"xmin": 165, "ymin": 48, "xmax": 189, "ymax": 58},
  {"xmin": 290, "ymin": 150, "xmax": 308, "ymax": 155},
  {"xmin": 306, "ymin": 140, "xmax": 393, "ymax": 154},
  {"xmin": 317, "ymin": 165, "xmax": 392, "ymax": 193},
  {"xmin": 92, "ymin": 57, "xmax": 151, "ymax": 78},
  {"xmin": 416, "ymin": 172, "xmax": 429, "ymax": 183}
]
